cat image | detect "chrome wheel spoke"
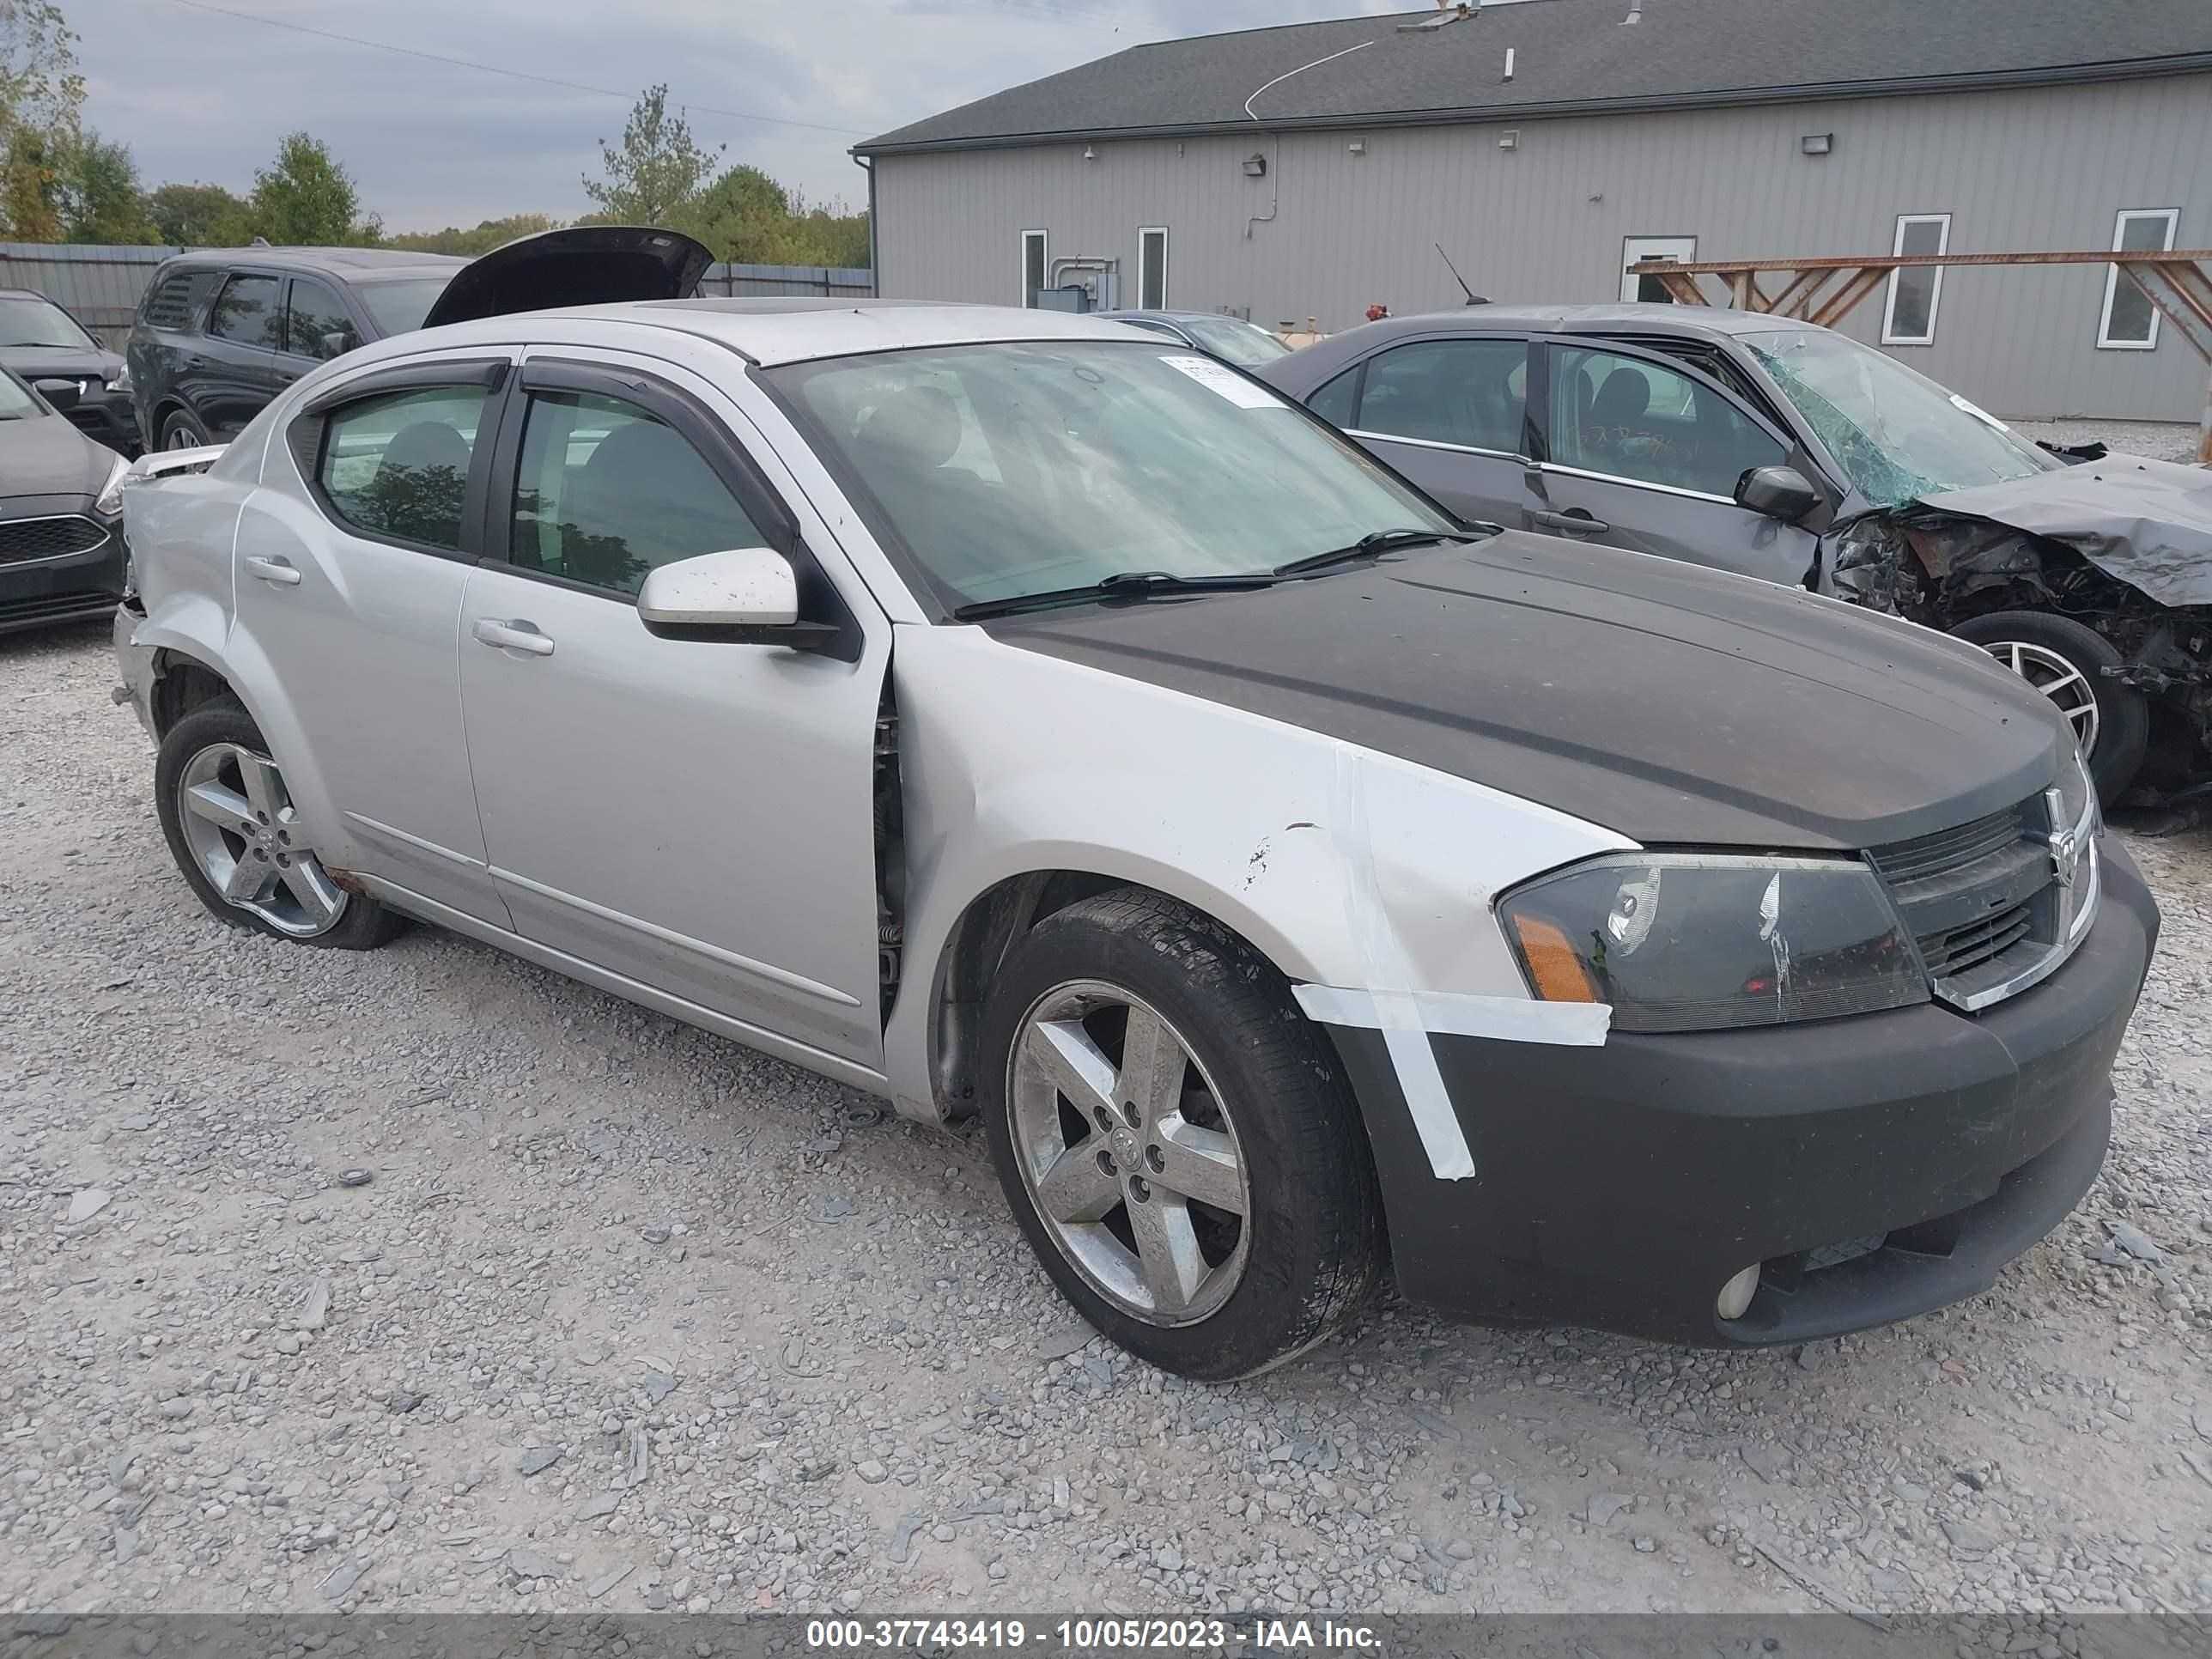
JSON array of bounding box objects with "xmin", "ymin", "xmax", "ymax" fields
[
  {"xmin": 1115, "ymin": 1003, "xmax": 1188, "ymax": 1131},
  {"xmin": 182, "ymin": 779, "xmax": 257, "ymax": 837},
  {"xmin": 220, "ymin": 850, "xmax": 272, "ymax": 903},
  {"xmin": 1035, "ymin": 1141, "xmax": 1122, "ymax": 1224},
  {"xmin": 1152, "ymin": 1114, "xmax": 1246, "ymax": 1215},
  {"xmin": 1125, "ymin": 1194, "xmax": 1207, "ymax": 1315},
  {"xmin": 1029, "ymin": 1018, "xmax": 1118, "ymax": 1120},
  {"xmin": 234, "ymin": 750, "xmax": 286, "ymax": 822},
  {"xmin": 277, "ymin": 860, "xmax": 344, "ymax": 930}
]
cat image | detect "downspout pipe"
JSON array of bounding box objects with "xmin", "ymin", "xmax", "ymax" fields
[{"xmin": 854, "ymin": 152, "xmax": 879, "ymax": 296}]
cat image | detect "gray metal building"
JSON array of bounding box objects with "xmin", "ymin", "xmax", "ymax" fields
[{"xmin": 855, "ymin": 0, "xmax": 2212, "ymax": 421}]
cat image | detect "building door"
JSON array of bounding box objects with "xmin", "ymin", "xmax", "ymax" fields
[{"xmin": 1620, "ymin": 236, "xmax": 1696, "ymax": 302}]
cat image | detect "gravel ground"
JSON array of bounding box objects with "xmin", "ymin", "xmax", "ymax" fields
[
  {"xmin": 3, "ymin": 623, "xmax": 2209, "ymax": 1621},
  {"xmin": 2006, "ymin": 419, "xmax": 2203, "ymax": 464}
]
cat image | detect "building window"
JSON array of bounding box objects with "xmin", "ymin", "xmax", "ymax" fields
[
  {"xmin": 2098, "ymin": 209, "xmax": 2179, "ymax": 349},
  {"xmin": 1138, "ymin": 227, "xmax": 1168, "ymax": 310},
  {"xmin": 1881, "ymin": 214, "xmax": 1949, "ymax": 346},
  {"xmin": 1021, "ymin": 230, "xmax": 1048, "ymax": 308}
]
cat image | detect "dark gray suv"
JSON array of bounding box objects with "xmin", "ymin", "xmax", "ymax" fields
[{"xmin": 126, "ymin": 247, "xmax": 467, "ymax": 453}]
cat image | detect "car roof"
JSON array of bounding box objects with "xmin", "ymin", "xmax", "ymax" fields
[
  {"xmin": 1371, "ymin": 301, "xmax": 1802, "ymax": 339},
  {"xmin": 415, "ymin": 298, "xmax": 1165, "ymax": 367},
  {"xmin": 1096, "ymin": 308, "xmax": 1255, "ymax": 325},
  {"xmin": 159, "ymin": 246, "xmax": 468, "ymax": 281}
]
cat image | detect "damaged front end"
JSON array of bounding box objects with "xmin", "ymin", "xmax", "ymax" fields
[{"xmin": 1822, "ymin": 485, "xmax": 2212, "ymax": 799}]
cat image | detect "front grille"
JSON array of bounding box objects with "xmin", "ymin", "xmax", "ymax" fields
[
  {"xmin": 1869, "ymin": 798, "xmax": 2059, "ymax": 1005},
  {"xmin": 0, "ymin": 514, "xmax": 109, "ymax": 566}
]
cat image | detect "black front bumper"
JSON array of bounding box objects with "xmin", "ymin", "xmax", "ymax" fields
[
  {"xmin": 0, "ymin": 519, "xmax": 128, "ymax": 636},
  {"xmin": 1325, "ymin": 836, "xmax": 2160, "ymax": 1347},
  {"xmin": 64, "ymin": 393, "xmax": 139, "ymax": 456}
]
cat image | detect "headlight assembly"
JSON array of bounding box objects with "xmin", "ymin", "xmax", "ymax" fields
[
  {"xmin": 108, "ymin": 367, "xmax": 133, "ymax": 396},
  {"xmin": 94, "ymin": 453, "xmax": 129, "ymax": 518},
  {"xmin": 1498, "ymin": 852, "xmax": 1929, "ymax": 1032}
]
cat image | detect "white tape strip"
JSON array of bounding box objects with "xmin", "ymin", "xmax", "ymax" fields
[
  {"xmin": 1330, "ymin": 747, "xmax": 1480, "ymax": 1182},
  {"xmin": 1293, "ymin": 983, "xmax": 1613, "ymax": 1046}
]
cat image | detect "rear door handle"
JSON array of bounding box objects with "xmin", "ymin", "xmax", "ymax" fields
[
  {"xmin": 244, "ymin": 555, "xmax": 301, "ymax": 586},
  {"xmin": 1532, "ymin": 509, "xmax": 1610, "ymax": 535},
  {"xmin": 473, "ymin": 618, "xmax": 555, "ymax": 657}
]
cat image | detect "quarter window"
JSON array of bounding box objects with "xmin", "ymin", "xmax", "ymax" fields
[
  {"xmin": 1305, "ymin": 368, "xmax": 1359, "ymax": 428},
  {"xmin": 317, "ymin": 385, "xmax": 488, "ymax": 552},
  {"xmin": 1354, "ymin": 339, "xmax": 1528, "ymax": 454},
  {"xmin": 207, "ymin": 274, "xmax": 283, "ymax": 350},
  {"xmin": 509, "ymin": 391, "xmax": 767, "ymax": 599},
  {"xmin": 286, "ymin": 278, "xmax": 358, "ymax": 361},
  {"xmin": 2098, "ymin": 209, "xmax": 2179, "ymax": 349},
  {"xmin": 1547, "ymin": 346, "xmax": 1784, "ymax": 499},
  {"xmin": 142, "ymin": 269, "xmax": 218, "ymax": 331},
  {"xmin": 1881, "ymin": 214, "xmax": 1950, "ymax": 346}
]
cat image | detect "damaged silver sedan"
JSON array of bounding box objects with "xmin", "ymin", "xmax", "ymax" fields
[
  {"xmin": 114, "ymin": 300, "xmax": 2155, "ymax": 1378},
  {"xmin": 1262, "ymin": 305, "xmax": 2212, "ymax": 804}
]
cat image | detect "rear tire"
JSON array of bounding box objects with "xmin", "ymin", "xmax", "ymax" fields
[
  {"xmin": 158, "ymin": 407, "xmax": 210, "ymax": 451},
  {"xmin": 1949, "ymin": 611, "xmax": 2148, "ymax": 805},
  {"xmin": 155, "ymin": 699, "xmax": 405, "ymax": 950},
  {"xmin": 980, "ymin": 887, "xmax": 1384, "ymax": 1380}
]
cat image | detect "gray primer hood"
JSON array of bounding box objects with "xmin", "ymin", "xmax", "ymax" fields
[
  {"xmin": 1909, "ymin": 453, "xmax": 2212, "ymax": 608},
  {"xmin": 0, "ymin": 410, "xmax": 114, "ymax": 501},
  {"xmin": 984, "ymin": 532, "xmax": 2067, "ymax": 850}
]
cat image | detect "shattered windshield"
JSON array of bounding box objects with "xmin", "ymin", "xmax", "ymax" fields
[{"xmin": 1742, "ymin": 326, "xmax": 2056, "ymax": 507}]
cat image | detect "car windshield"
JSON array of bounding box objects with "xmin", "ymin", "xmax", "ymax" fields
[
  {"xmin": 0, "ymin": 295, "xmax": 96, "ymax": 349},
  {"xmin": 0, "ymin": 369, "xmax": 41, "ymax": 418},
  {"xmin": 356, "ymin": 276, "xmax": 453, "ymax": 336},
  {"xmin": 768, "ymin": 340, "xmax": 1455, "ymax": 610},
  {"xmin": 1180, "ymin": 315, "xmax": 1291, "ymax": 368},
  {"xmin": 1742, "ymin": 325, "xmax": 2056, "ymax": 506}
]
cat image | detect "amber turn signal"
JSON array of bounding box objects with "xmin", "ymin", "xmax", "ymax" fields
[{"xmin": 1506, "ymin": 914, "xmax": 1602, "ymax": 1003}]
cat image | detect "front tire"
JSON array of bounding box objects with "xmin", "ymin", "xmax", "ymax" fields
[
  {"xmin": 155, "ymin": 699, "xmax": 404, "ymax": 950},
  {"xmin": 1949, "ymin": 610, "xmax": 2148, "ymax": 805},
  {"xmin": 981, "ymin": 888, "xmax": 1384, "ymax": 1380}
]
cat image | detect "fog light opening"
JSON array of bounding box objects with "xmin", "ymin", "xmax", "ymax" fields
[{"xmin": 1716, "ymin": 1263, "xmax": 1761, "ymax": 1321}]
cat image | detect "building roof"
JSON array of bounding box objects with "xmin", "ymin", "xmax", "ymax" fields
[{"xmin": 855, "ymin": 0, "xmax": 2212, "ymax": 155}]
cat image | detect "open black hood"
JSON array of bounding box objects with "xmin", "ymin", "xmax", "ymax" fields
[{"xmin": 421, "ymin": 226, "xmax": 714, "ymax": 329}]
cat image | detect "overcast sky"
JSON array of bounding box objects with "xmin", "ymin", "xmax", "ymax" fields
[{"xmin": 70, "ymin": 0, "xmax": 1406, "ymax": 232}]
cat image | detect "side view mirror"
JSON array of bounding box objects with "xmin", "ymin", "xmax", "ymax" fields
[
  {"xmin": 637, "ymin": 547, "xmax": 841, "ymax": 650},
  {"xmin": 1735, "ymin": 464, "xmax": 1820, "ymax": 525},
  {"xmin": 319, "ymin": 330, "xmax": 358, "ymax": 360},
  {"xmin": 33, "ymin": 378, "xmax": 80, "ymax": 411}
]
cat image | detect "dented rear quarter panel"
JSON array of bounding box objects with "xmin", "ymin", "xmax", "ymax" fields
[{"xmin": 879, "ymin": 623, "xmax": 1634, "ymax": 1119}]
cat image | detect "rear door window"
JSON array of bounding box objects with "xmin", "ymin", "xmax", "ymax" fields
[
  {"xmin": 1352, "ymin": 338, "xmax": 1528, "ymax": 454},
  {"xmin": 317, "ymin": 385, "xmax": 489, "ymax": 551},
  {"xmin": 1547, "ymin": 344, "xmax": 1784, "ymax": 497},
  {"xmin": 207, "ymin": 274, "xmax": 283, "ymax": 351}
]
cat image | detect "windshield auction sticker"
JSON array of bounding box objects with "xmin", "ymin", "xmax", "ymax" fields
[{"xmin": 1158, "ymin": 353, "xmax": 1285, "ymax": 409}]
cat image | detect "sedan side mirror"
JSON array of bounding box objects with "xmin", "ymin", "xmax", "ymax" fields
[
  {"xmin": 637, "ymin": 547, "xmax": 841, "ymax": 650},
  {"xmin": 33, "ymin": 378, "xmax": 80, "ymax": 411},
  {"xmin": 319, "ymin": 330, "xmax": 359, "ymax": 360},
  {"xmin": 1735, "ymin": 465, "xmax": 1820, "ymax": 525}
]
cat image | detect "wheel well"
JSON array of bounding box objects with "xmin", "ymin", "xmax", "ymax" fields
[
  {"xmin": 149, "ymin": 652, "xmax": 235, "ymax": 738},
  {"xmin": 926, "ymin": 871, "xmax": 1229, "ymax": 1121}
]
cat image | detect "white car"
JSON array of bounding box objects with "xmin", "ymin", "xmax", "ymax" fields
[{"xmin": 114, "ymin": 293, "xmax": 2153, "ymax": 1378}]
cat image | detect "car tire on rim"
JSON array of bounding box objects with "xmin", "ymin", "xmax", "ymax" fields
[
  {"xmin": 980, "ymin": 887, "xmax": 1384, "ymax": 1381},
  {"xmin": 159, "ymin": 408, "xmax": 211, "ymax": 451},
  {"xmin": 1948, "ymin": 610, "xmax": 2148, "ymax": 806},
  {"xmin": 154, "ymin": 698, "xmax": 405, "ymax": 950}
]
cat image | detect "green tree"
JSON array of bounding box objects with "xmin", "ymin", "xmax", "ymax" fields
[
  {"xmin": 146, "ymin": 180, "xmax": 252, "ymax": 246},
  {"xmin": 57, "ymin": 129, "xmax": 155, "ymax": 242},
  {"xmin": 582, "ymin": 84, "xmax": 720, "ymax": 227},
  {"xmin": 384, "ymin": 211, "xmax": 557, "ymax": 257},
  {"xmin": 249, "ymin": 131, "xmax": 376, "ymax": 245},
  {"xmin": 0, "ymin": 0, "xmax": 83, "ymax": 240}
]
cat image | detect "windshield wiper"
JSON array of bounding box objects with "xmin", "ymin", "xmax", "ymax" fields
[
  {"xmin": 952, "ymin": 568, "xmax": 1279, "ymax": 621},
  {"xmin": 1274, "ymin": 526, "xmax": 1482, "ymax": 578}
]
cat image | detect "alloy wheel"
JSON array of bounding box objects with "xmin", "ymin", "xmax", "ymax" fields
[
  {"xmin": 175, "ymin": 741, "xmax": 349, "ymax": 937},
  {"xmin": 1007, "ymin": 981, "xmax": 1251, "ymax": 1326},
  {"xmin": 1979, "ymin": 640, "xmax": 2100, "ymax": 757},
  {"xmin": 166, "ymin": 425, "xmax": 203, "ymax": 451}
]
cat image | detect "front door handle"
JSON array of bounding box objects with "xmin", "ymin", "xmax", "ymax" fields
[
  {"xmin": 244, "ymin": 554, "xmax": 301, "ymax": 586},
  {"xmin": 1532, "ymin": 508, "xmax": 1610, "ymax": 536},
  {"xmin": 473, "ymin": 618, "xmax": 555, "ymax": 658}
]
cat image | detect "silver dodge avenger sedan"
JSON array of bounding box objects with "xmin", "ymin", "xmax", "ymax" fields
[{"xmin": 114, "ymin": 296, "xmax": 2157, "ymax": 1379}]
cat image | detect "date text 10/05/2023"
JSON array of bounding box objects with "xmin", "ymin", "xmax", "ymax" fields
[{"xmin": 804, "ymin": 1619, "xmax": 1382, "ymax": 1651}]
